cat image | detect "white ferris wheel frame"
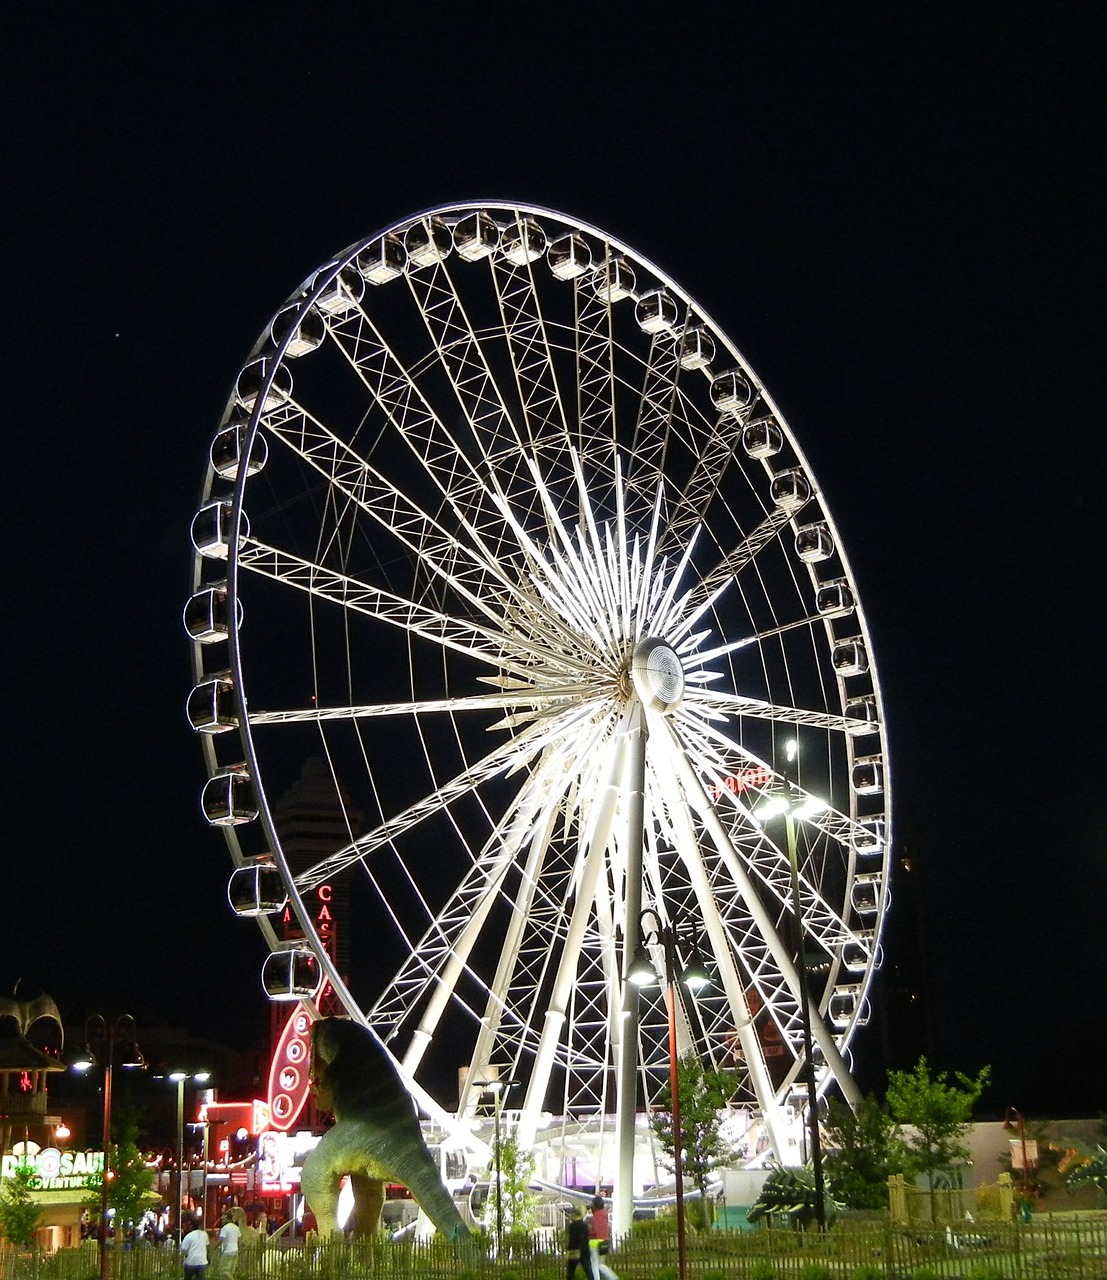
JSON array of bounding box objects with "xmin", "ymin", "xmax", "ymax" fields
[{"xmin": 186, "ymin": 201, "xmax": 892, "ymax": 1212}]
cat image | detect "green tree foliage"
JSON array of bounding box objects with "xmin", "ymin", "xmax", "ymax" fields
[
  {"xmin": 0, "ymin": 1161, "xmax": 42, "ymax": 1249},
  {"xmin": 884, "ymin": 1057, "xmax": 989, "ymax": 1214},
  {"xmin": 83, "ymin": 1118, "xmax": 156, "ymax": 1235},
  {"xmin": 486, "ymin": 1132, "xmax": 539, "ymax": 1236},
  {"xmin": 651, "ymin": 1051, "xmax": 743, "ymax": 1224},
  {"xmin": 822, "ymin": 1094, "xmax": 902, "ymax": 1210}
]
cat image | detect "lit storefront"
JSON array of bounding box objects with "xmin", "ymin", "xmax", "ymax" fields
[{"xmin": 0, "ymin": 992, "xmax": 83, "ymax": 1249}]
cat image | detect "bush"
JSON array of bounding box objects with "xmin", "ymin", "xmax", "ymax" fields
[
  {"xmin": 747, "ymin": 1263, "xmax": 776, "ymax": 1280},
  {"xmin": 849, "ymin": 1268, "xmax": 884, "ymax": 1280},
  {"xmin": 965, "ymin": 1266, "xmax": 1006, "ymax": 1280},
  {"xmin": 798, "ymin": 1265, "xmax": 832, "ymax": 1280},
  {"xmin": 628, "ymin": 1213, "xmax": 676, "ymax": 1241}
]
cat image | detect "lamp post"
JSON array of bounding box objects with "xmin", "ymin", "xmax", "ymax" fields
[
  {"xmin": 473, "ymin": 1078, "xmax": 516, "ymax": 1255},
  {"xmin": 71, "ymin": 1014, "xmax": 145, "ymax": 1280},
  {"xmin": 1004, "ymin": 1107, "xmax": 1034, "ymax": 1208},
  {"xmin": 626, "ymin": 906, "xmax": 711, "ymax": 1280},
  {"xmin": 755, "ymin": 741, "xmax": 827, "ymax": 1230},
  {"xmin": 163, "ymin": 1071, "xmax": 210, "ymax": 1243},
  {"xmin": 185, "ymin": 1118, "xmax": 216, "ymax": 1231}
]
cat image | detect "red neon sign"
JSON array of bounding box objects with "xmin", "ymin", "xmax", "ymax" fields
[
  {"xmin": 266, "ymin": 1006, "xmax": 313, "ymax": 1133},
  {"xmin": 708, "ymin": 765, "xmax": 774, "ymax": 798}
]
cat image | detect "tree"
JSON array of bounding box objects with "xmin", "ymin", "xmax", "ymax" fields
[
  {"xmin": 885, "ymin": 1057, "xmax": 989, "ymax": 1219},
  {"xmin": 822, "ymin": 1094, "xmax": 902, "ymax": 1210},
  {"xmin": 487, "ymin": 1132, "xmax": 539, "ymax": 1238},
  {"xmin": 651, "ymin": 1051, "xmax": 743, "ymax": 1226},
  {"xmin": 83, "ymin": 1118, "xmax": 156, "ymax": 1237},
  {"xmin": 0, "ymin": 1160, "xmax": 42, "ymax": 1250}
]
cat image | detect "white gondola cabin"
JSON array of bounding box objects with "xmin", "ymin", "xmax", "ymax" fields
[
  {"xmin": 228, "ymin": 862, "xmax": 288, "ymax": 917},
  {"xmin": 202, "ymin": 767, "xmax": 258, "ymax": 827},
  {"xmin": 262, "ymin": 949, "xmax": 320, "ymax": 1001},
  {"xmin": 235, "ymin": 358, "xmax": 292, "ymax": 414},
  {"xmin": 191, "ymin": 501, "xmax": 249, "ymax": 560},
  {"xmin": 357, "ymin": 235, "xmax": 406, "ymax": 284},
  {"xmin": 187, "ymin": 675, "xmax": 237, "ymax": 734}
]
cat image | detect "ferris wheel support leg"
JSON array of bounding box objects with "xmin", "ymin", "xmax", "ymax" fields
[
  {"xmin": 661, "ymin": 720, "xmax": 864, "ymax": 1115},
  {"xmin": 614, "ymin": 701, "xmax": 646, "ymax": 1240}
]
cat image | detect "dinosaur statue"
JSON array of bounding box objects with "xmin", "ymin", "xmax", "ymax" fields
[{"xmin": 300, "ymin": 1017, "xmax": 469, "ymax": 1240}]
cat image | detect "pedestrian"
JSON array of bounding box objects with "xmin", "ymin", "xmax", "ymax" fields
[
  {"xmin": 565, "ymin": 1206, "xmax": 594, "ymax": 1280},
  {"xmin": 588, "ymin": 1196, "xmax": 619, "ymax": 1280},
  {"xmin": 180, "ymin": 1217, "xmax": 209, "ymax": 1280},
  {"xmin": 216, "ymin": 1211, "xmax": 241, "ymax": 1277}
]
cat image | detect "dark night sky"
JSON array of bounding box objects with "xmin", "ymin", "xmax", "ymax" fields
[{"xmin": 3, "ymin": 8, "xmax": 1103, "ymax": 1115}]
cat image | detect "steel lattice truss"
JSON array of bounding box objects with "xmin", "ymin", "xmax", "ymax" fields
[{"xmin": 186, "ymin": 203, "xmax": 892, "ymax": 1172}]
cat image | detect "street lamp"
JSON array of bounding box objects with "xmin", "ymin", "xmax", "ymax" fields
[
  {"xmin": 161, "ymin": 1071, "xmax": 210, "ymax": 1243},
  {"xmin": 473, "ymin": 1078, "xmax": 516, "ymax": 1255},
  {"xmin": 71, "ymin": 1014, "xmax": 146, "ymax": 1280},
  {"xmin": 187, "ymin": 1117, "xmax": 221, "ymax": 1231},
  {"xmin": 1004, "ymin": 1107, "xmax": 1035, "ymax": 1209},
  {"xmin": 626, "ymin": 906, "xmax": 711, "ymax": 1280},
  {"xmin": 754, "ymin": 740, "xmax": 827, "ymax": 1230}
]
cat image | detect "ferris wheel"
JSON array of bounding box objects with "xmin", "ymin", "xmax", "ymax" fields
[{"xmin": 185, "ymin": 202, "xmax": 891, "ymax": 1174}]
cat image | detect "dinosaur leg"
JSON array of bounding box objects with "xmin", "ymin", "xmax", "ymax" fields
[
  {"xmin": 301, "ymin": 1123, "xmax": 369, "ymax": 1237},
  {"xmin": 348, "ymin": 1174, "xmax": 384, "ymax": 1239}
]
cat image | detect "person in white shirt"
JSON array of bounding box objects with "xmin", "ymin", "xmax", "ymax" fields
[
  {"xmin": 180, "ymin": 1219, "xmax": 209, "ymax": 1279},
  {"xmin": 216, "ymin": 1212, "xmax": 242, "ymax": 1277}
]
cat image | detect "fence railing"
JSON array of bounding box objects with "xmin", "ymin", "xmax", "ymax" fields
[{"xmin": 4, "ymin": 1214, "xmax": 1107, "ymax": 1280}]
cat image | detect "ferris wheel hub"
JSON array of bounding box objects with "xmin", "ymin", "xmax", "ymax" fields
[{"xmin": 631, "ymin": 637, "xmax": 685, "ymax": 712}]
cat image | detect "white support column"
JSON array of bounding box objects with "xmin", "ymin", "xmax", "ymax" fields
[{"xmin": 613, "ymin": 700, "xmax": 646, "ymax": 1239}]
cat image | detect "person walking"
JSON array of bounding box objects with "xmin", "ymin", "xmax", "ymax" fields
[
  {"xmin": 216, "ymin": 1212, "xmax": 241, "ymax": 1278},
  {"xmin": 565, "ymin": 1206, "xmax": 595, "ymax": 1280},
  {"xmin": 180, "ymin": 1218, "xmax": 209, "ymax": 1280},
  {"xmin": 587, "ymin": 1195, "xmax": 619, "ymax": 1280}
]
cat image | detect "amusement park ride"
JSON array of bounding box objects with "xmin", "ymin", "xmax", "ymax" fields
[{"xmin": 185, "ymin": 203, "xmax": 891, "ymax": 1234}]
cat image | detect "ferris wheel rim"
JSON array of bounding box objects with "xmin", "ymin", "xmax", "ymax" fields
[{"xmin": 186, "ymin": 200, "xmax": 893, "ymax": 1157}]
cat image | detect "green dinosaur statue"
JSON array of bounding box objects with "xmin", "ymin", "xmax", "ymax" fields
[{"xmin": 300, "ymin": 1017, "xmax": 469, "ymax": 1240}]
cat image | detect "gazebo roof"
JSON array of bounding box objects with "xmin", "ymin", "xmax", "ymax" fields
[
  {"xmin": 0, "ymin": 1038, "xmax": 65, "ymax": 1071},
  {"xmin": 0, "ymin": 990, "xmax": 66, "ymax": 1072}
]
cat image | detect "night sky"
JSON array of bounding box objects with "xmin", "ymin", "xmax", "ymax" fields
[{"xmin": 4, "ymin": 8, "xmax": 1103, "ymax": 1117}]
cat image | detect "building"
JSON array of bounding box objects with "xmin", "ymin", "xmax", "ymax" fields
[{"xmin": 0, "ymin": 990, "xmax": 87, "ymax": 1250}]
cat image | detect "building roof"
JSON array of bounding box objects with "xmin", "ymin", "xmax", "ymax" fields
[{"xmin": 0, "ymin": 1038, "xmax": 65, "ymax": 1071}]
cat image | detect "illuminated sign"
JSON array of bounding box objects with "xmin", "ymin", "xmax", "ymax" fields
[
  {"xmin": 1, "ymin": 1149, "xmax": 104, "ymax": 1190},
  {"xmin": 281, "ymin": 885, "xmax": 337, "ymax": 959},
  {"xmin": 266, "ymin": 1005, "xmax": 313, "ymax": 1132},
  {"xmin": 314, "ymin": 885, "xmax": 335, "ymax": 955},
  {"xmin": 256, "ymin": 1130, "xmax": 350, "ymax": 1222},
  {"xmin": 268, "ymin": 882, "xmax": 337, "ymax": 1130},
  {"xmin": 708, "ymin": 766, "xmax": 774, "ymax": 799},
  {"xmin": 257, "ymin": 1129, "xmax": 300, "ymax": 1193},
  {"xmin": 202, "ymin": 1100, "xmax": 265, "ymax": 1138}
]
